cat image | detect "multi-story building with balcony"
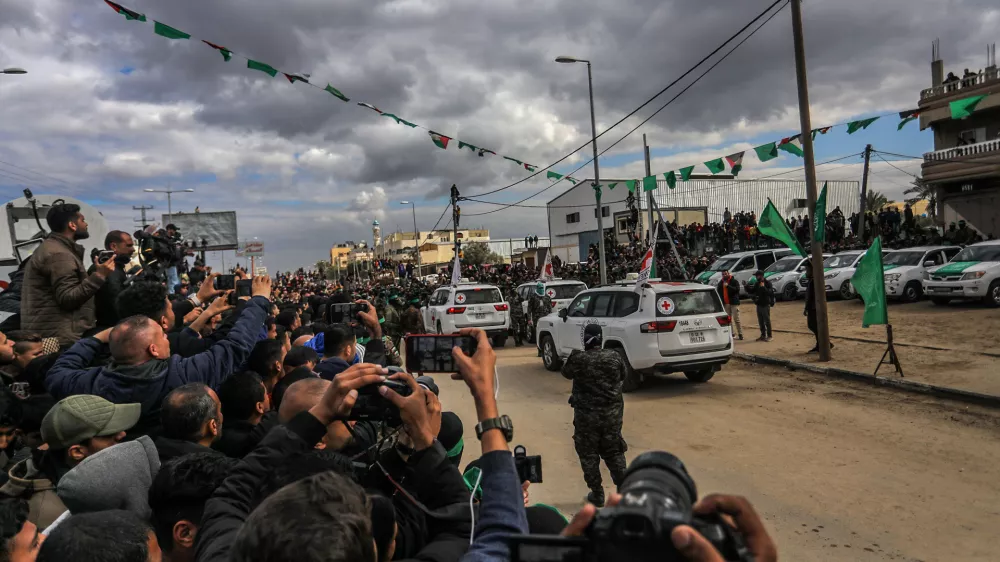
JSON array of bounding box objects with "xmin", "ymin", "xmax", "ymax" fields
[{"xmin": 919, "ymin": 44, "xmax": 1000, "ymax": 236}]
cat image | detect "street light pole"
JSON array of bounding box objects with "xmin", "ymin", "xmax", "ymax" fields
[
  {"xmin": 143, "ymin": 188, "xmax": 195, "ymax": 225},
  {"xmin": 400, "ymin": 201, "xmax": 422, "ymax": 278},
  {"xmin": 557, "ymin": 56, "xmax": 606, "ymax": 285}
]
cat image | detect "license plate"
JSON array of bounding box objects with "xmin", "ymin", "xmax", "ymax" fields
[
  {"xmin": 474, "ymin": 313, "xmax": 487, "ymax": 319},
  {"xmin": 687, "ymin": 331, "xmax": 706, "ymax": 343}
]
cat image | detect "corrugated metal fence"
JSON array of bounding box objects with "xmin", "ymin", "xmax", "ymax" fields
[{"xmin": 639, "ymin": 178, "xmax": 860, "ymax": 222}]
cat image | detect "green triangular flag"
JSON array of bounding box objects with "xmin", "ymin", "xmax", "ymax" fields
[
  {"xmin": 546, "ymin": 171, "xmax": 563, "ymax": 181},
  {"xmin": 247, "ymin": 59, "xmax": 278, "ymax": 77},
  {"xmin": 846, "ymin": 116, "xmax": 879, "ymax": 134},
  {"xmin": 324, "ymin": 84, "xmax": 350, "ymax": 102},
  {"xmin": 642, "ymin": 175, "xmax": 657, "ymax": 192},
  {"xmin": 383, "ymin": 113, "xmax": 417, "ymax": 128},
  {"xmin": 704, "ymin": 158, "xmax": 725, "ymax": 174},
  {"xmin": 154, "ymin": 21, "xmax": 190, "ymax": 40},
  {"xmin": 607, "ymin": 182, "xmax": 618, "ymax": 190},
  {"xmin": 950, "ymin": 95, "xmax": 987, "ymax": 119},
  {"xmin": 851, "ymin": 236, "xmax": 888, "ymax": 328},
  {"xmin": 664, "ymin": 171, "xmax": 676, "ymax": 189},
  {"xmin": 625, "ymin": 179, "xmax": 637, "ymax": 192},
  {"xmin": 813, "ymin": 182, "xmax": 827, "ymax": 243},
  {"xmin": 679, "ymin": 166, "xmax": 695, "ymax": 181},
  {"xmin": 758, "ymin": 200, "xmax": 806, "ymax": 257},
  {"xmin": 754, "ymin": 142, "xmax": 779, "ymax": 162},
  {"xmin": 459, "ymin": 141, "xmax": 479, "ymax": 153},
  {"xmin": 897, "ymin": 116, "xmax": 918, "ymax": 130},
  {"xmin": 503, "ymin": 156, "xmax": 523, "ymax": 166},
  {"xmin": 566, "ymin": 177, "xmax": 578, "ymax": 185}
]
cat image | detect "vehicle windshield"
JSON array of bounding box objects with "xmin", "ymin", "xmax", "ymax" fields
[
  {"xmin": 707, "ymin": 257, "xmax": 739, "ymax": 271},
  {"xmin": 953, "ymin": 245, "xmax": 1000, "ymax": 262},
  {"xmin": 656, "ymin": 290, "xmax": 724, "ymax": 317},
  {"xmin": 883, "ymin": 252, "xmax": 925, "ymax": 266},
  {"xmin": 766, "ymin": 258, "xmax": 800, "ymax": 273},
  {"xmin": 823, "ymin": 253, "xmax": 861, "ymax": 269},
  {"xmin": 547, "ymin": 284, "xmax": 587, "ymax": 299},
  {"xmin": 455, "ymin": 288, "xmax": 502, "ymax": 305}
]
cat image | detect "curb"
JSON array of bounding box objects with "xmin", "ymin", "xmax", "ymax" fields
[{"xmin": 733, "ymin": 352, "xmax": 1000, "ymax": 409}]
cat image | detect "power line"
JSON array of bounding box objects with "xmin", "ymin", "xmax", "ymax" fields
[
  {"xmin": 874, "ymin": 152, "xmax": 920, "ymax": 178},
  {"xmin": 465, "ymin": 0, "xmax": 789, "ymax": 216},
  {"xmin": 467, "ymin": 0, "xmax": 788, "ymax": 200},
  {"xmin": 0, "ymin": 159, "xmax": 74, "ymax": 187}
]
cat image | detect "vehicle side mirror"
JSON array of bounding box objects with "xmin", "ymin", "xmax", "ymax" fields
[
  {"xmin": 923, "ymin": 261, "xmax": 936, "ymax": 267},
  {"xmin": 559, "ymin": 308, "xmax": 569, "ymax": 321}
]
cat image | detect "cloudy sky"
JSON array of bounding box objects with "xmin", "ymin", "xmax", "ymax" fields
[{"xmin": 0, "ymin": 0, "xmax": 996, "ymax": 271}]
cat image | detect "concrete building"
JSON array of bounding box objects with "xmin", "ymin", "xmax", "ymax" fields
[
  {"xmin": 547, "ymin": 177, "xmax": 860, "ymax": 263},
  {"xmin": 919, "ymin": 43, "xmax": 1000, "ymax": 236},
  {"xmin": 330, "ymin": 243, "xmax": 352, "ymax": 269}
]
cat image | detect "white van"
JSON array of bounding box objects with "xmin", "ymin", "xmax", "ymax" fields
[{"xmin": 694, "ymin": 249, "xmax": 794, "ymax": 295}]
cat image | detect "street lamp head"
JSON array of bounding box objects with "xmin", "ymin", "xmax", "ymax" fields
[
  {"xmin": 1, "ymin": 68, "xmax": 27, "ymax": 75},
  {"xmin": 183, "ymin": 189, "xmax": 195, "ymax": 192},
  {"xmin": 143, "ymin": 189, "xmax": 155, "ymax": 192},
  {"xmin": 555, "ymin": 56, "xmax": 582, "ymax": 64},
  {"xmin": 399, "ymin": 201, "xmax": 411, "ymax": 205}
]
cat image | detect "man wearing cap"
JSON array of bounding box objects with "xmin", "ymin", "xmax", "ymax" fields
[{"xmin": 0, "ymin": 395, "xmax": 140, "ymax": 528}]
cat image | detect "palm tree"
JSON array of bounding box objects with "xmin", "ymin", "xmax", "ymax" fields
[
  {"xmin": 904, "ymin": 178, "xmax": 936, "ymax": 219},
  {"xmin": 865, "ymin": 190, "xmax": 892, "ymax": 211}
]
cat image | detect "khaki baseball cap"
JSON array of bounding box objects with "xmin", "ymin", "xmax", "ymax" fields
[{"xmin": 41, "ymin": 395, "xmax": 141, "ymax": 449}]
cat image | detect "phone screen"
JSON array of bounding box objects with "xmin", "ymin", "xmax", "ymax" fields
[
  {"xmin": 404, "ymin": 335, "xmax": 477, "ymax": 373},
  {"xmin": 98, "ymin": 250, "xmax": 115, "ymax": 262},
  {"xmin": 235, "ymin": 279, "xmax": 253, "ymax": 298},
  {"xmin": 215, "ymin": 275, "xmax": 236, "ymax": 291}
]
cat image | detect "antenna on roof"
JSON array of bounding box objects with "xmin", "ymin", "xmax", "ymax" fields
[{"xmin": 932, "ymin": 38, "xmax": 940, "ymax": 63}]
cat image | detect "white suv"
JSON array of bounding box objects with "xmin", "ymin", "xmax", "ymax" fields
[
  {"xmin": 694, "ymin": 249, "xmax": 794, "ymax": 296},
  {"xmin": 923, "ymin": 241, "xmax": 1000, "ymax": 307},
  {"xmin": 760, "ymin": 254, "xmax": 830, "ymax": 301},
  {"xmin": 516, "ymin": 279, "xmax": 588, "ymax": 343},
  {"xmin": 882, "ymin": 246, "xmax": 961, "ymax": 302},
  {"xmin": 422, "ymin": 284, "xmax": 510, "ymax": 346},
  {"xmin": 797, "ymin": 251, "xmax": 868, "ymax": 300},
  {"xmin": 535, "ymin": 282, "xmax": 733, "ymax": 392}
]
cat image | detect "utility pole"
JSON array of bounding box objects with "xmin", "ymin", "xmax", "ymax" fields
[
  {"xmin": 133, "ymin": 205, "xmax": 154, "ymax": 228},
  {"xmin": 450, "ymin": 184, "xmax": 461, "ymax": 282},
  {"xmin": 857, "ymin": 144, "xmax": 873, "ymax": 244},
  {"xmin": 791, "ymin": 0, "xmax": 831, "ymax": 361},
  {"xmin": 643, "ymin": 135, "xmax": 656, "ymax": 248}
]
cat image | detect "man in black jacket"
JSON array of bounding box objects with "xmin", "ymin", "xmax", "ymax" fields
[
  {"xmin": 194, "ymin": 364, "xmax": 472, "ymax": 562},
  {"xmin": 213, "ymin": 371, "xmax": 269, "ymax": 459},
  {"xmin": 716, "ymin": 271, "xmax": 743, "ymax": 340},
  {"xmin": 802, "ymin": 264, "xmax": 832, "ymax": 353},
  {"xmin": 154, "ymin": 383, "xmax": 224, "ymax": 463},
  {"xmin": 747, "ymin": 270, "xmax": 774, "ymax": 342},
  {"xmin": 92, "ymin": 230, "xmax": 135, "ymax": 330}
]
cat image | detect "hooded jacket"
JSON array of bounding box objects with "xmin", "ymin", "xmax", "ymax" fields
[
  {"xmin": 21, "ymin": 233, "xmax": 108, "ymax": 345},
  {"xmin": 56, "ymin": 435, "xmax": 159, "ymax": 520},
  {"xmin": 0, "ymin": 451, "xmax": 68, "ymax": 529},
  {"xmin": 45, "ymin": 296, "xmax": 270, "ymax": 434}
]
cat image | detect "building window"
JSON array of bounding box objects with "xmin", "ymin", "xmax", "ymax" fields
[
  {"xmin": 602, "ymin": 206, "xmax": 610, "ymax": 217},
  {"xmin": 566, "ymin": 212, "xmax": 580, "ymax": 224},
  {"xmin": 617, "ymin": 217, "xmax": 628, "ymax": 234}
]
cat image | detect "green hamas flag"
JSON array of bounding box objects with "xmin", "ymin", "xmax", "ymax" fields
[
  {"xmin": 704, "ymin": 158, "xmax": 725, "ymax": 174},
  {"xmin": 813, "ymin": 182, "xmax": 827, "ymax": 243},
  {"xmin": 846, "ymin": 116, "xmax": 879, "ymax": 134},
  {"xmin": 382, "ymin": 113, "xmax": 417, "ymax": 128},
  {"xmin": 754, "ymin": 142, "xmax": 778, "ymax": 162},
  {"xmin": 247, "ymin": 59, "xmax": 278, "ymax": 77},
  {"xmin": 664, "ymin": 171, "xmax": 676, "ymax": 189},
  {"xmin": 324, "ymin": 84, "xmax": 349, "ymax": 102},
  {"xmin": 546, "ymin": 171, "xmax": 563, "ymax": 181},
  {"xmin": 950, "ymin": 95, "xmax": 987, "ymax": 119},
  {"xmin": 154, "ymin": 22, "xmax": 190, "ymax": 40},
  {"xmin": 607, "ymin": 182, "xmax": 618, "ymax": 190},
  {"xmin": 625, "ymin": 179, "xmax": 637, "ymax": 192},
  {"xmin": 642, "ymin": 175, "xmax": 657, "ymax": 192},
  {"xmin": 851, "ymin": 236, "xmax": 888, "ymax": 328},
  {"xmin": 758, "ymin": 200, "xmax": 806, "ymax": 257},
  {"xmin": 679, "ymin": 166, "xmax": 695, "ymax": 181}
]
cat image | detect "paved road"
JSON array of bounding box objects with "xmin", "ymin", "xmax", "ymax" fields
[{"xmin": 438, "ymin": 345, "xmax": 1000, "ymax": 562}]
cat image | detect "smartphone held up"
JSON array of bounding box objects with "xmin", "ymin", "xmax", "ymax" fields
[{"xmin": 404, "ymin": 334, "xmax": 477, "ymax": 373}]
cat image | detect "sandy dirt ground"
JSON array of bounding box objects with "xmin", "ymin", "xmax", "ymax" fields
[
  {"xmin": 727, "ymin": 297, "xmax": 1000, "ymax": 395},
  {"xmin": 440, "ymin": 344, "xmax": 1000, "ymax": 562}
]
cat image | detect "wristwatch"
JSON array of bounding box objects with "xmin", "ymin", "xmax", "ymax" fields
[{"xmin": 475, "ymin": 415, "xmax": 513, "ymax": 442}]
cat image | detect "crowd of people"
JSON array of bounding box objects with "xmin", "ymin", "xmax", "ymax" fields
[{"xmin": 0, "ymin": 201, "xmax": 779, "ymax": 562}]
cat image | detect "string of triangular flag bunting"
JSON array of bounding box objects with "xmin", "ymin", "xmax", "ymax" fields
[{"xmin": 103, "ymin": 1, "xmax": 990, "ymax": 196}]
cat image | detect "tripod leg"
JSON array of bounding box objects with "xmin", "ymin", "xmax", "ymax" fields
[{"xmin": 874, "ymin": 347, "xmax": 890, "ymax": 377}]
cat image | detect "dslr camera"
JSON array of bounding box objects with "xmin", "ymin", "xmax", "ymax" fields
[
  {"xmin": 133, "ymin": 228, "xmax": 182, "ymax": 279},
  {"xmin": 348, "ymin": 367, "xmax": 438, "ymax": 426},
  {"xmin": 508, "ymin": 451, "xmax": 753, "ymax": 562}
]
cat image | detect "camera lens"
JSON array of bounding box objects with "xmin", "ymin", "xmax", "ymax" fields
[{"xmin": 618, "ymin": 451, "xmax": 697, "ymax": 518}]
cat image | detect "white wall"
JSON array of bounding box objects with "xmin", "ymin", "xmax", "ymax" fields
[{"xmin": 546, "ymin": 182, "xmax": 633, "ymax": 239}]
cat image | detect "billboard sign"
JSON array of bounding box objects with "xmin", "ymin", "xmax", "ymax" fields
[
  {"xmin": 161, "ymin": 211, "xmax": 238, "ymax": 251},
  {"xmin": 238, "ymin": 241, "xmax": 264, "ymax": 257}
]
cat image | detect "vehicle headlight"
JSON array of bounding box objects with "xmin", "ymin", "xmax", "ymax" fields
[
  {"xmin": 923, "ymin": 271, "xmax": 931, "ymax": 281},
  {"xmin": 961, "ymin": 271, "xmax": 986, "ymax": 281},
  {"xmin": 885, "ymin": 273, "xmax": 901, "ymax": 282},
  {"xmin": 824, "ymin": 271, "xmax": 838, "ymax": 280}
]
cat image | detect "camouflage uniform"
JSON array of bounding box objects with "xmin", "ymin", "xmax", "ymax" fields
[
  {"xmin": 383, "ymin": 299, "xmax": 404, "ymax": 343},
  {"xmin": 506, "ymin": 288, "xmax": 525, "ymax": 346},
  {"xmin": 560, "ymin": 347, "xmax": 628, "ymax": 494},
  {"xmin": 381, "ymin": 335, "xmax": 402, "ymax": 366},
  {"xmin": 527, "ymin": 292, "xmax": 553, "ymax": 335},
  {"xmin": 400, "ymin": 303, "xmax": 424, "ymax": 335}
]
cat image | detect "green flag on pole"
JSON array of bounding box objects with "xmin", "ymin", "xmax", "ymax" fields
[
  {"xmin": 154, "ymin": 22, "xmax": 190, "ymax": 40},
  {"xmin": 704, "ymin": 158, "xmax": 725, "ymax": 174},
  {"xmin": 851, "ymin": 236, "xmax": 889, "ymax": 328},
  {"xmin": 642, "ymin": 175, "xmax": 657, "ymax": 192},
  {"xmin": 950, "ymin": 95, "xmax": 987, "ymax": 119},
  {"xmin": 664, "ymin": 171, "xmax": 676, "ymax": 189},
  {"xmin": 625, "ymin": 179, "xmax": 637, "ymax": 193},
  {"xmin": 679, "ymin": 166, "xmax": 695, "ymax": 181},
  {"xmin": 813, "ymin": 182, "xmax": 827, "ymax": 243},
  {"xmin": 758, "ymin": 200, "xmax": 806, "ymax": 257}
]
